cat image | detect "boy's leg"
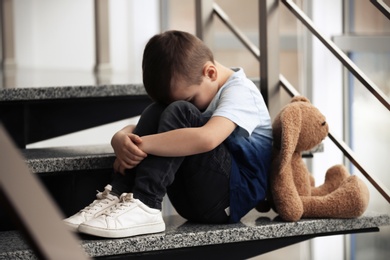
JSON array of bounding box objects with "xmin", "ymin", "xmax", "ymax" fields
[
  {"xmin": 109, "ymin": 102, "xmax": 166, "ymax": 195},
  {"xmin": 131, "ymin": 101, "xmax": 206, "ymax": 209},
  {"xmin": 64, "ymin": 103, "xmax": 165, "ymax": 231},
  {"xmin": 168, "ymin": 144, "xmax": 231, "ymax": 224},
  {"xmin": 132, "ymin": 101, "xmax": 231, "ymax": 223},
  {"xmin": 78, "ymin": 101, "xmax": 230, "ymax": 237}
]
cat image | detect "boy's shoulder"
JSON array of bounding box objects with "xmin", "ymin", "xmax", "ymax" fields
[{"xmin": 222, "ymin": 68, "xmax": 258, "ymax": 93}]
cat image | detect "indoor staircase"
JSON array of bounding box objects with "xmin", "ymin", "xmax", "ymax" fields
[
  {"xmin": 1, "ymin": 0, "xmax": 390, "ymax": 258},
  {"xmin": 0, "ymin": 83, "xmax": 389, "ymax": 259}
]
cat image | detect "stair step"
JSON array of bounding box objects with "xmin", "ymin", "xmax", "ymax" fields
[
  {"xmin": 11, "ymin": 145, "xmax": 117, "ymax": 229},
  {"xmin": 0, "ymin": 84, "xmax": 152, "ymax": 148},
  {"xmin": 22, "ymin": 144, "xmax": 115, "ymax": 174},
  {"xmin": 0, "ymin": 84, "xmax": 146, "ymax": 102},
  {"xmin": 22, "ymin": 144, "xmax": 321, "ymax": 175},
  {"xmin": 0, "ymin": 210, "xmax": 389, "ymax": 259}
]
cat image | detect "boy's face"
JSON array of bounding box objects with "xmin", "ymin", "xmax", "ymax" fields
[{"xmin": 170, "ymin": 76, "xmax": 219, "ymax": 111}]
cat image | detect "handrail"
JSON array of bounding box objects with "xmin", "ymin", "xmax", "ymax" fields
[
  {"xmin": 370, "ymin": 0, "xmax": 390, "ymax": 20},
  {"xmin": 212, "ymin": 3, "xmax": 260, "ymax": 60},
  {"xmin": 280, "ymin": 79, "xmax": 390, "ymax": 204},
  {"xmin": 279, "ymin": 74, "xmax": 300, "ymax": 97},
  {"xmin": 210, "ymin": 1, "xmax": 390, "ymax": 204},
  {"xmin": 0, "ymin": 124, "xmax": 90, "ymax": 259},
  {"xmin": 281, "ymin": 0, "xmax": 390, "ymax": 111},
  {"xmin": 327, "ymin": 132, "xmax": 390, "ymax": 203}
]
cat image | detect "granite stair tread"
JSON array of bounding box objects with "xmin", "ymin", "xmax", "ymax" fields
[
  {"xmin": 22, "ymin": 144, "xmax": 115, "ymax": 173},
  {"xmin": 22, "ymin": 144, "xmax": 321, "ymax": 174},
  {"xmin": 0, "ymin": 84, "xmax": 147, "ymax": 102},
  {"xmin": 0, "ymin": 210, "xmax": 389, "ymax": 259}
]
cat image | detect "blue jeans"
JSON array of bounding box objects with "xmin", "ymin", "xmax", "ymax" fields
[{"xmin": 111, "ymin": 101, "xmax": 231, "ymax": 223}]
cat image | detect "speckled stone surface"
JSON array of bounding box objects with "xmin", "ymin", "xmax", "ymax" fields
[
  {"xmin": 22, "ymin": 145, "xmax": 115, "ymax": 174},
  {"xmin": 0, "ymin": 210, "xmax": 389, "ymax": 259},
  {"xmin": 0, "ymin": 84, "xmax": 147, "ymax": 101},
  {"xmin": 22, "ymin": 143, "xmax": 324, "ymax": 175}
]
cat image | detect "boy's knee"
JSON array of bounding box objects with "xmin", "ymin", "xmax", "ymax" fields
[
  {"xmin": 163, "ymin": 101, "xmax": 197, "ymax": 117},
  {"xmin": 168, "ymin": 100, "xmax": 195, "ymax": 110},
  {"xmin": 142, "ymin": 102, "xmax": 166, "ymax": 116},
  {"xmin": 158, "ymin": 101, "xmax": 203, "ymax": 130}
]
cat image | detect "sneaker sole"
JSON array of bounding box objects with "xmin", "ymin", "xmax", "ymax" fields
[
  {"xmin": 78, "ymin": 222, "xmax": 166, "ymax": 238},
  {"xmin": 63, "ymin": 221, "xmax": 79, "ymax": 232}
]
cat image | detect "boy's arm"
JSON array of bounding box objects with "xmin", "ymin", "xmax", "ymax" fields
[
  {"xmin": 138, "ymin": 116, "xmax": 236, "ymax": 157},
  {"xmin": 111, "ymin": 125, "xmax": 148, "ymax": 173}
]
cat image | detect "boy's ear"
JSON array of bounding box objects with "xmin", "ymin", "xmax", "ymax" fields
[{"xmin": 203, "ymin": 62, "xmax": 217, "ymax": 81}]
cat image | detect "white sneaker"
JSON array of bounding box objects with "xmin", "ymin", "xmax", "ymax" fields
[
  {"xmin": 63, "ymin": 184, "xmax": 119, "ymax": 231},
  {"xmin": 78, "ymin": 193, "xmax": 165, "ymax": 238}
]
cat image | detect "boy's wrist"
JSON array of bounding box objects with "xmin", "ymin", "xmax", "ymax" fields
[{"xmin": 111, "ymin": 131, "xmax": 125, "ymax": 149}]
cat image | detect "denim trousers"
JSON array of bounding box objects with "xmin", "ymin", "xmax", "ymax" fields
[{"xmin": 110, "ymin": 101, "xmax": 231, "ymax": 223}]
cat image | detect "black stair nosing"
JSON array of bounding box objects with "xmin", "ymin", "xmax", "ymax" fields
[
  {"xmin": 21, "ymin": 144, "xmax": 115, "ymax": 174},
  {"xmin": 0, "ymin": 211, "xmax": 389, "ymax": 259}
]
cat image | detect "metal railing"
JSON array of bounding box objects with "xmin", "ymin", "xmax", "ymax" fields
[
  {"xmin": 196, "ymin": 0, "xmax": 390, "ymax": 204},
  {"xmin": 282, "ymin": 0, "xmax": 389, "ymax": 111},
  {"xmin": 370, "ymin": 0, "xmax": 390, "ymax": 20},
  {"xmin": 213, "ymin": 3, "xmax": 260, "ymax": 59},
  {"xmin": 0, "ymin": 125, "xmax": 90, "ymax": 259}
]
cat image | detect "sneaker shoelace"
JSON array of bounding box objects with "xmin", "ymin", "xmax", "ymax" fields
[
  {"xmin": 104, "ymin": 193, "xmax": 134, "ymax": 217},
  {"xmin": 80, "ymin": 188, "xmax": 116, "ymax": 214}
]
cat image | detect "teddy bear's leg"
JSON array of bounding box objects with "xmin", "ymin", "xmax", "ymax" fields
[
  {"xmin": 311, "ymin": 165, "xmax": 350, "ymax": 196},
  {"xmin": 301, "ymin": 175, "xmax": 369, "ymax": 218},
  {"xmin": 272, "ymin": 173, "xmax": 305, "ymax": 222}
]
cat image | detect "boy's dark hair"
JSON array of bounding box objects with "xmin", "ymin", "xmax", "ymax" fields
[{"xmin": 142, "ymin": 30, "xmax": 214, "ymax": 104}]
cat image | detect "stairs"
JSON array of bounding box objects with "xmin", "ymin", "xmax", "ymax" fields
[
  {"xmin": 0, "ymin": 83, "xmax": 151, "ymax": 148},
  {"xmin": 1, "ymin": 207, "xmax": 388, "ymax": 258},
  {"xmin": 1, "ymin": 83, "xmax": 390, "ymax": 259}
]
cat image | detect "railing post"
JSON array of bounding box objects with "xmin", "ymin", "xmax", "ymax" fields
[
  {"xmin": 195, "ymin": 0, "xmax": 215, "ymax": 50},
  {"xmin": 0, "ymin": 0, "xmax": 16, "ymax": 88},
  {"xmin": 0, "ymin": 0, "xmax": 16, "ymax": 71},
  {"xmin": 259, "ymin": 0, "xmax": 281, "ymax": 119},
  {"xmin": 94, "ymin": 0, "xmax": 111, "ymax": 84}
]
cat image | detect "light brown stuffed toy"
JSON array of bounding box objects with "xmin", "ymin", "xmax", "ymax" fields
[{"xmin": 258, "ymin": 96, "xmax": 369, "ymax": 221}]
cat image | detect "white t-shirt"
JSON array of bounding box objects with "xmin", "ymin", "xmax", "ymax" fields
[{"xmin": 203, "ymin": 68, "xmax": 272, "ymax": 138}]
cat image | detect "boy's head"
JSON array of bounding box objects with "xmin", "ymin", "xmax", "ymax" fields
[{"xmin": 142, "ymin": 30, "xmax": 214, "ymax": 104}]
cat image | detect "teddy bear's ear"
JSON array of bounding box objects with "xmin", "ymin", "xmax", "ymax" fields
[
  {"xmin": 291, "ymin": 96, "xmax": 310, "ymax": 104},
  {"xmin": 279, "ymin": 103, "xmax": 302, "ymax": 173}
]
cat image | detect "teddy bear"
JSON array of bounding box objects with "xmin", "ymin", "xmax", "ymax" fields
[{"xmin": 257, "ymin": 96, "xmax": 369, "ymax": 222}]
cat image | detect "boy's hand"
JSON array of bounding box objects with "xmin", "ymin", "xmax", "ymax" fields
[{"xmin": 111, "ymin": 130, "xmax": 147, "ymax": 174}]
